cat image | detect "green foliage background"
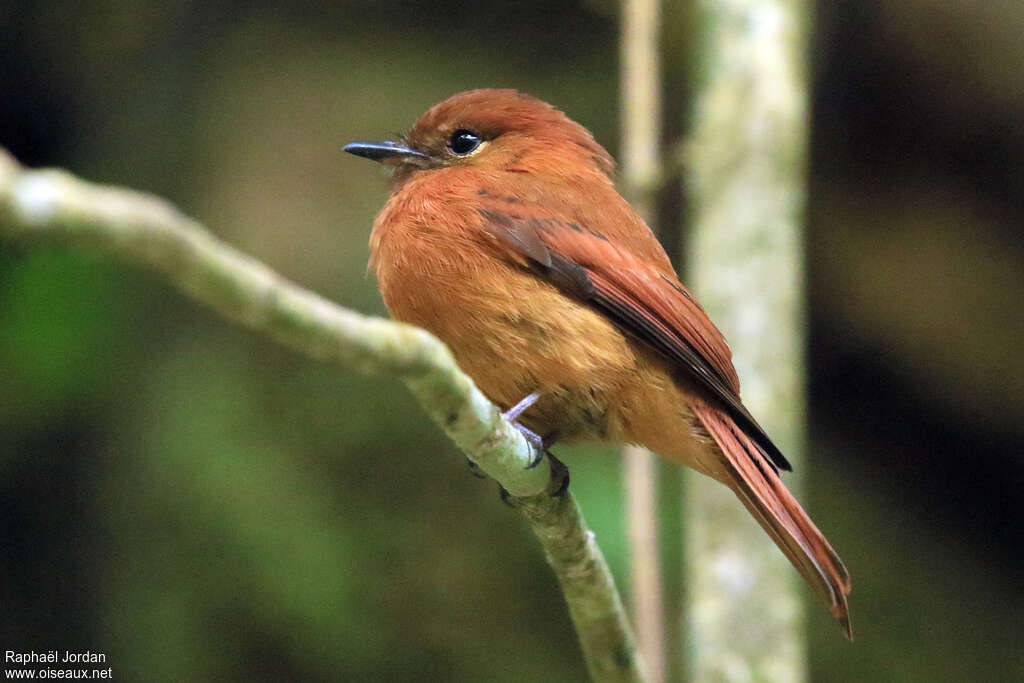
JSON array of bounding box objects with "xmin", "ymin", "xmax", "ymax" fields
[{"xmin": 2, "ymin": 1, "xmax": 1022, "ymax": 681}]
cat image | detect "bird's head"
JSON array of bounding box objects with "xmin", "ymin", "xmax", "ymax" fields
[{"xmin": 344, "ymin": 89, "xmax": 614, "ymax": 184}]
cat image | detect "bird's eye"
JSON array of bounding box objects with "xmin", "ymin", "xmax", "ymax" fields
[{"xmin": 448, "ymin": 129, "xmax": 482, "ymax": 156}]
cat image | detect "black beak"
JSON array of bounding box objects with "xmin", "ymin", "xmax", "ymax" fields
[{"xmin": 343, "ymin": 140, "xmax": 430, "ymax": 164}]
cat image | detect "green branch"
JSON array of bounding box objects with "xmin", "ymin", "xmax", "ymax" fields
[{"xmin": 0, "ymin": 148, "xmax": 644, "ymax": 683}]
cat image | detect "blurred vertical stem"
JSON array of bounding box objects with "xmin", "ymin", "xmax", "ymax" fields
[
  {"xmin": 683, "ymin": 0, "xmax": 810, "ymax": 681},
  {"xmin": 619, "ymin": 1, "xmax": 667, "ymax": 682}
]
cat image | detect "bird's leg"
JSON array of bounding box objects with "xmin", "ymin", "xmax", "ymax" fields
[
  {"xmin": 501, "ymin": 392, "xmax": 549, "ymax": 468},
  {"xmin": 497, "ymin": 391, "xmax": 569, "ymax": 498},
  {"xmin": 467, "ymin": 392, "xmax": 546, "ymax": 479},
  {"xmin": 474, "ymin": 392, "xmax": 570, "ymax": 502},
  {"xmin": 504, "ymin": 391, "xmax": 541, "ymax": 422}
]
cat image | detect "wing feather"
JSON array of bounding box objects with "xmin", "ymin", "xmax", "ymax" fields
[
  {"xmin": 479, "ymin": 204, "xmax": 790, "ymax": 471},
  {"xmin": 475, "ymin": 193, "xmax": 851, "ymax": 636}
]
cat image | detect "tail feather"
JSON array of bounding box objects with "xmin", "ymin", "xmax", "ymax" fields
[{"xmin": 692, "ymin": 402, "xmax": 852, "ymax": 639}]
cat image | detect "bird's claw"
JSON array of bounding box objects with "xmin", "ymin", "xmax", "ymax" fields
[
  {"xmin": 501, "ymin": 392, "xmax": 551, "ymax": 468},
  {"xmin": 525, "ymin": 445, "xmax": 546, "ymax": 469},
  {"xmin": 493, "ymin": 392, "xmax": 570, "ymax": 502},
  {"xmin": 510, "ymin": 421, "xmax": 546, "ymax": 465},
  {"xmin": 465, "ymin": 457, "xmax": 488, "ymax": 478},
  {"xmin": 498, "ymin": 484, "xmax": 515, "ymax": 508},
  {"xmin": 497, "ymin": 452, "xmax": 570, "ymax": 505},
  {"xmin": 546, "ymin": 453, "xmax": 570, "ymax": 497}
]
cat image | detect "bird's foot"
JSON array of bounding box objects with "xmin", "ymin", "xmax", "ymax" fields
[
  {"xmin": 468, "ymin": 392, "xmax": 546, "ymax": 480},
  {"xmin": 501, "ymin": 392, "xmax": 550, "ymax": 468},
  {"xmin": 493, "ymin": 392, "xmax": 569, "ymax": 502},
  {"xmin": 497, "ymin": 452, "xmax": 570, "ymax": 505}
]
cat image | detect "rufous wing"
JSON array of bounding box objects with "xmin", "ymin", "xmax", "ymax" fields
[{"xmin": 477, "ymin": 199, "xmax": 852, "ymax": 636}]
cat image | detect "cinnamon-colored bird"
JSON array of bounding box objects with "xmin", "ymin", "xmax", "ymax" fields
[{"xmin": 345, "ymin": 89, "xmax": 851, "ymax": 637}]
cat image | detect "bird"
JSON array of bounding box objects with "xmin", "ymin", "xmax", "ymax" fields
[{"xmin": 344, "ymin": 88, "xmax": 851, "ymax": 637}]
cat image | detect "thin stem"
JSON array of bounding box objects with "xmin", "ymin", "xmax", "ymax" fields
[
  {"xmin": 620, "ymin": 1, "xmax": 667, "ymax": 681},
  {"xmin": 622, "ymin": 445, "xmax": 666, "ymax": 683}
]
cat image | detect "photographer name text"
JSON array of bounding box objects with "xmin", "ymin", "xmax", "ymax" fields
[{"xmin": 5, "ymin": 651, "xmax": 106, "ymax": 665}]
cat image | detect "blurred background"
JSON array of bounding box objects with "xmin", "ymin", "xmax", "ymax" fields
[{"xmin": 2, "ymin": 1, "xmax": 1022, "ymax": 681}]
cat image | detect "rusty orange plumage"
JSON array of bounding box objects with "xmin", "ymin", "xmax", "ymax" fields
[{"xmin": 346, "ymin": 89, "xmax": 852, "ymax": 637}]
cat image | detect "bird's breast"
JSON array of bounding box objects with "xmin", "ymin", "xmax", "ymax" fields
[{"xmin": 369, "ymin": 191, "xmax": 641, "ymax": 441}]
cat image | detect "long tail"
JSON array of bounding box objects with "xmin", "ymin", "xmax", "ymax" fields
[{"xmin": 692, "ymin": 402, "xmax": 853, "ymax": 639}]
